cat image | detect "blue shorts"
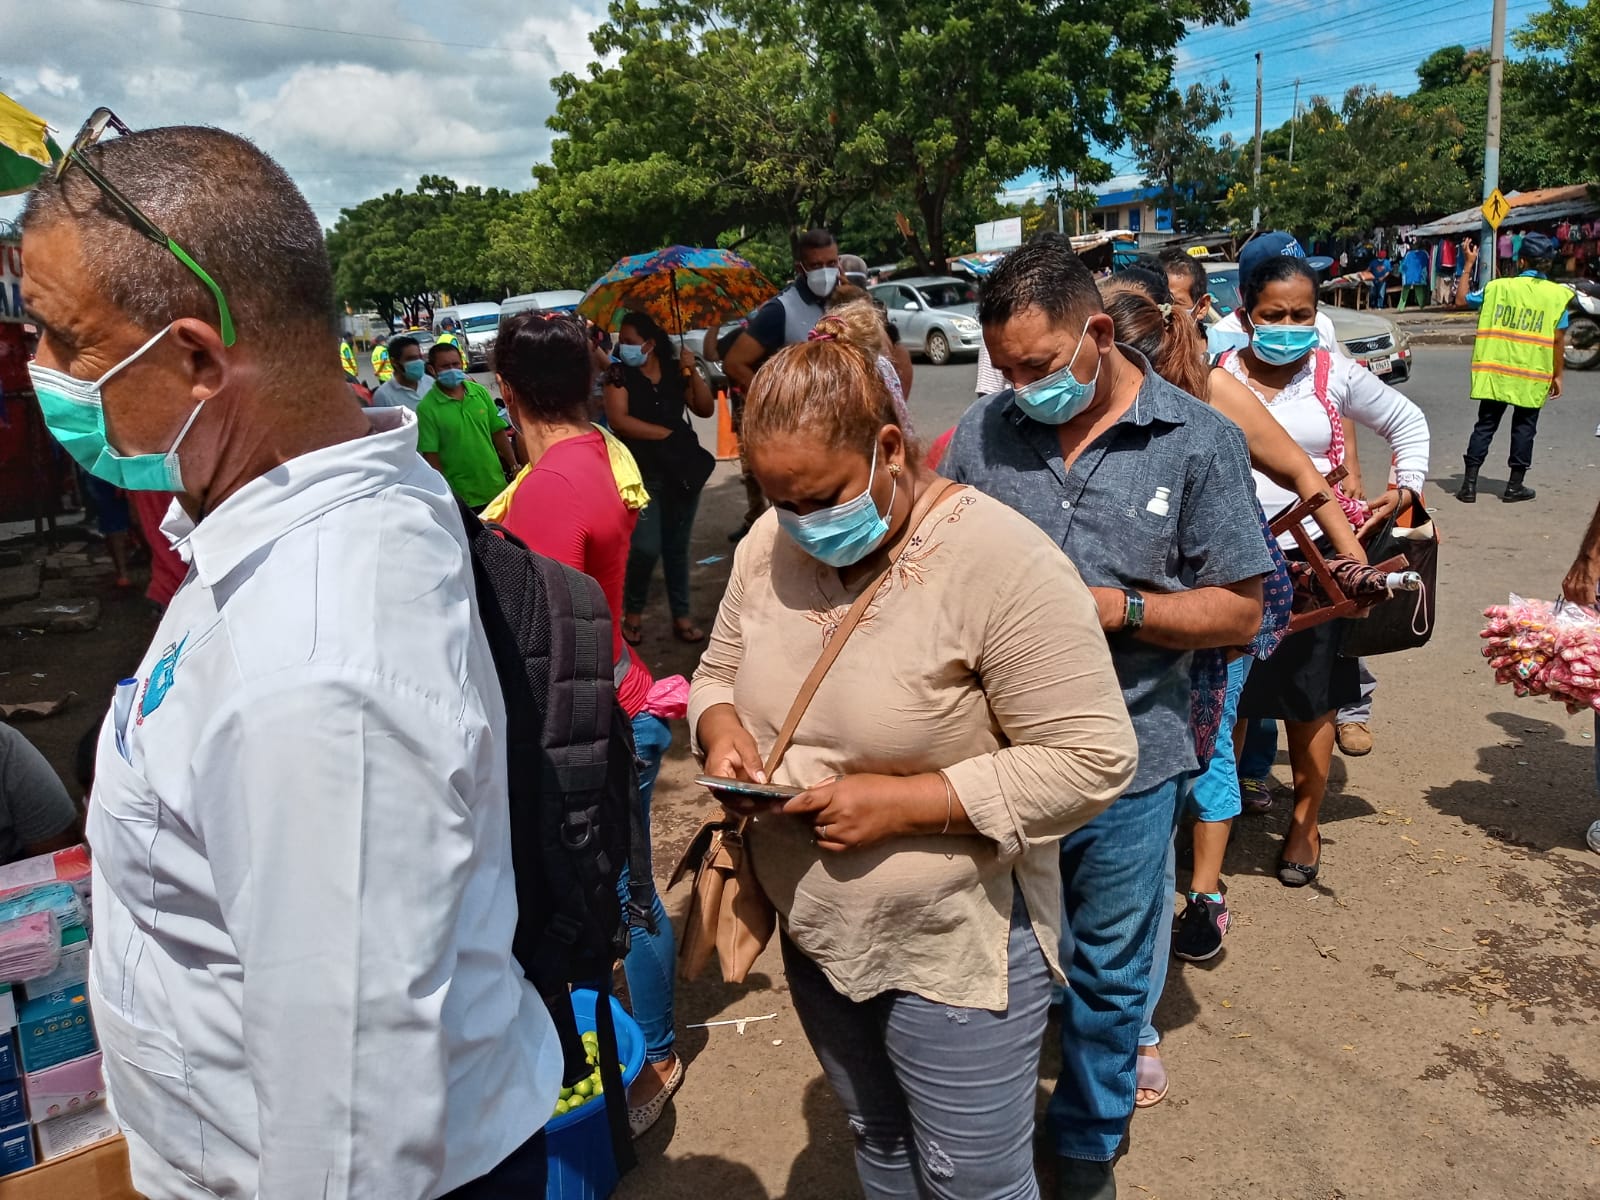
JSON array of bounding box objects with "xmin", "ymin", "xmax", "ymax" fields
[{"xmin": 1189, "ymin": 656, "xmax": 1251, "ymax": 823}]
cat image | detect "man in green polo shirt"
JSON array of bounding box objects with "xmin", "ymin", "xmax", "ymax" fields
[{"xmin": 416, "ymin": 343, "xmax": 517, "ymax": 508}]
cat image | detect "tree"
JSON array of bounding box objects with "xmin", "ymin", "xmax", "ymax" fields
[
  {"xmin": 1515, "ymin": 1, "xmax": 1600, "ymax": 181},
  {"xmin": 1413, "ymin": 44, "xmax": 1569, "ymax": 191},
  {"xmin": 1131, "ymin": 82, "xmax": 1243, "ymax": 233},
  {"xmin": 743, "ymin": 0, "xmax": 1249, "ymax": 270},
  {"xmin": 1222, "ymin": 87, "xmax": 1474, "ymax": 238}
]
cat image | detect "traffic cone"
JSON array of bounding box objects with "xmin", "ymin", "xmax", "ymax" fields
[{"xmin": 715, "ymin": 389, "xmax": 740, "ymax": 461}]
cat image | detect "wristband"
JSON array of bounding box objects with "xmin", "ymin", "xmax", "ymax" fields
[{"xmin": 1123, "ymin": 590, "xmax": 1146, "ymax": 633}]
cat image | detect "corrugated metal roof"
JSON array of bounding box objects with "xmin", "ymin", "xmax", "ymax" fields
[{"xmin": 1411, "ymin": 185, "xmax": 1600, "ymax": 236}]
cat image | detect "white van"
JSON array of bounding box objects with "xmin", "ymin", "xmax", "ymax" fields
[
  {"xmin": 500, "ymin": 290, "xmax": 586, "ymax": 319},
  {"xmin": 434, "ymin": 301, "xmax": 503, "ymax": 370}
]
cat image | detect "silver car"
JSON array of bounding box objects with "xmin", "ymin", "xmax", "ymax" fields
[{"xmin": 869, "ymin": 276, "xmax": 984, "ymax": 365}]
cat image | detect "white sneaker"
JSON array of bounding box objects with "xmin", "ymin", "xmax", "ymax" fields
[{"xmin": 1587, "ymin": 819, "xmax": 1600, "ymax": 854}]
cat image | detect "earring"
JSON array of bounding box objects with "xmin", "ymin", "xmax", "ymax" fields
[{"xmin": 888, "ymin": 462, "xmax": 903, "ymax": 477}]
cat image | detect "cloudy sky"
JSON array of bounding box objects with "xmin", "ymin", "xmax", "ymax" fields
[
  {"xmin": 2, "ymin": 0, "xmax": 612, "ymax": 227},
  {"xmin": 6, "ymin": 0, "xmax": 1548, "ymax": 223}
]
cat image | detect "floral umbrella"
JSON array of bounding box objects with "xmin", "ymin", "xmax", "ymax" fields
[{"xmin": 578, "ymin": 246, "xmax": 778, "ymax": 334}]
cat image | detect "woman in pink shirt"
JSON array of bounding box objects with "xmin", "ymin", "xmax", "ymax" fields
[{"xmin": 494, "ymin": 312, "xmax": 684, "ymax": 1135}]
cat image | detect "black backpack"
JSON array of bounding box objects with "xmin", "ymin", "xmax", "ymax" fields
[{"xmin": 456, "ymin": 500, "xmax": 653, "ymax": 1172}]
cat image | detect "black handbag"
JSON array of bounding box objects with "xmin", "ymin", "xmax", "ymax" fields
[
  {"xmin": 1340, "ymin": 498, "xmax": 1438, "ymax": 657},
  {"xmin": 661, "ymin": 424, "xmax": 716, "ymax": 495}
]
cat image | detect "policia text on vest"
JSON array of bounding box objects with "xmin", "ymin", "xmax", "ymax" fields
[{"xmin": 1461, "ymin": 273, "xmax": 1571, "ymax": 504}]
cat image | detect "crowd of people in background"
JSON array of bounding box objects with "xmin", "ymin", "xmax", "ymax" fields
[{"xmin": 36, "ymin": 114, "xmax": 1600, "ymax": 1200}]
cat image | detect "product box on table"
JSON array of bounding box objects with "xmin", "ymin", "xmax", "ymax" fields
[
  {"xmin": 0, "ymin": 1125, "xmax": 33, "ymax": 1178},
  {"xmin": 0, "ymin": 987, "xmax": 15, "ymax": 1032},
  {"xmin": 15, "ymin": 992, "xmax": 93, "ymax": 1075},
  {"xmin": 0, "ymin": 1032, "xmax": 17, "ymax": 1083},
  {"xmin": 18, "ymin": 929, "xmax": 87, "ymax": 1003},
  {"xmin": 0, "ymin": 1082, "xmax": 21, "ymax": 1131},
  {"xmin": 23, "ymin": 1054, "xmax": 101, "ymax": 1124},
  {"xmin": 0, "ymin": 852, "xmax": 89, "ymax": 907},
  {"xmin": 0, "ymin": 1135, "xmax": 138, "ymax": 1199},
  {"xmin": 33, "ymin": 1102, "xmax": 118, "ymax": 1163}
]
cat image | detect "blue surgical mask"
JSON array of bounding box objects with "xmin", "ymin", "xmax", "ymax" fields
[
  {"xmin": 776, "ymin": 443, "xmax": 896, "ymax": 568},
  {"xmin": 437, "ymin": 368, "xmax": 469, "ymax": 388},
  {"xmin": 618, "ymin": 343, "xmax": 648, "ymax": 368},
  {"xmin": 30, "ymin": 324, "xmax": 206, "ymax": 492},
  {"xmin": 402, "ymin": 359, "xmax": 427, "ymax": 382},
  {"xmin": 1011, "ymin": 321, "xmax": 1100, "ymax": 425},
  {"xmin": 1250, "ymin": 322, "xmax": 1320, "ymax": 366}
]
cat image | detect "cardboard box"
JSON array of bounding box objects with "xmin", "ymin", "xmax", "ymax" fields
[
  {"xmin": 19, "ymin": 930, "xmax": 87, "ymax": 1004},
  {"xmin": 0, "ymin": 1125, "xmax": 32, "ymax": 1178},
  {"xmin": 0, "ymin": 988, "xmax": 15, "ymax": 1033},
  {"xmin": 0, "ymin": 1134, "xmax": 139, "ymax": 1199},
  {"xmin": 22, "ymin": 1054, "xmax": 101, "ymax": 1124},
  {"xmin": 0, "ymin": 1033, "xmax": 16, "ymax": 1084},
  {"xmin": 15, "ymin": 993, "xmax": 94, "ymax": 1075},
  {"xmin": 0, "ymin": 1084, "xmax": 20, "ymax": 1132},
  {"xmin": 33, "ymin": 1102, "xmax": 118, "ymax": 1162}
]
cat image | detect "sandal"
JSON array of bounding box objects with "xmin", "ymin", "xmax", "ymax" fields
[
  {"xmin": 1135, "ymin": 1046, "xmax": 1169, "ymax": 1109},
  {"xmin": 1277, "ymin": 827, "xmax": 1322, "ymax": 888},
  {"xmin": 672, "ymin": 620, "xmax": 706, "ymax": 645},
  {"xmin": 628, "ymin": 1056, "xmax": 685, "ymax": 1138},
  {"xmin": 621, "ymin": 616, "xmax": 644, "ymax": 647}
]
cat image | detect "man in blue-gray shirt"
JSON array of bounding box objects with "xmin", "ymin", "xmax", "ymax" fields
[{"xmin": 941, "ymin": 235, "xmax": 1272, "ymax": 1200}]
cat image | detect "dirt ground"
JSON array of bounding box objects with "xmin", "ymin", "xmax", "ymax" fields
[{"xmin": 3, "ymin": 345, "xmax": 1598, "ymax": 1198}]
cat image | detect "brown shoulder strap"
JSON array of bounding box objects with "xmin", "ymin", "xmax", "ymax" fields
[{"xmin": 763, "ymin": 478, "xmax": 962, "ymax": 777}]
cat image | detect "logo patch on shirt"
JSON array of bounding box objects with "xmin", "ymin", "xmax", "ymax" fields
[{"xmin": 138, "ymin": 635, "xmax": 188, "ymax": 722}]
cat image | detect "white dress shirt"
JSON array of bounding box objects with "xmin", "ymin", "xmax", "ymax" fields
[{"xmin": 89, "ymin": 407, "xmax": 561, "ymax": 1199}]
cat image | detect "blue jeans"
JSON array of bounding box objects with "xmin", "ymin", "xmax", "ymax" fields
[
  {"xmin": 1141, "ymin": 814, "xmax": 1180, "ymax": 1049},
  {"xmin": 1238, "ymin": 718, "xmax": 1279, "ymax": 782},
  {"xmin": 1047, "ymin": 776, "xmax": 1182, "ymax": 1162},
  {"xmin": 621, "ymin": 711, "xmax": 676, "ymax": 1063},
  {"xmin": 1190, "ymin": 657, "xmax": 1251, "ymax": 823},
  {"xmin": 624, "ymin": 480, "xmax": 700, "ymax": 620},
  {"xmin": 784, "ymin": 894, "xmax": 1052, "ymax": 1199}
]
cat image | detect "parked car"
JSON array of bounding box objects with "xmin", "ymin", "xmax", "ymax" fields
[
  {"xmin": 500, "ymin": 289, "xmax": 587, "ymax": 319},
  {"xmin": 435, "ymin": 301, "xmax": 502, "ymax": 370},
  {"xmin": 1204, "ymin": 262, "xmax": 1413, "ymax": 383},
  {"xmin": 868, "ymin": 276, "xmax": 983, "ymax": 365},
  {"xmin": 670, "ymin": 322, "xmax": 743, "ymax": 391}
]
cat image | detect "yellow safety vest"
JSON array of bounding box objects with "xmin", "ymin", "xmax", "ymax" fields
[
  {"xmin": 437, "ymin": 330, "xmax": 466, "ymax": 361},
  {"xmin": 1470, "ymin": 274, "xmax": 1573, "ymax": 408},
  {"xmin": 340, "ymin": 340, "xmax": 358, "ymax": 377},
  {"xmin": 371, "ymin": 342, "xmax": 392, "ymax": 382}
]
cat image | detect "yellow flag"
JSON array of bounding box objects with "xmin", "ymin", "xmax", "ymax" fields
[{"xmin": 0, "ymin": 92, "xmax": 53, "ymax": 168}]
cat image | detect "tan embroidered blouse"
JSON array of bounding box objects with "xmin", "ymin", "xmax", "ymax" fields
[{"xmin": 688, "ymin": 488, "xmax": 1137, "ymax": 1009}]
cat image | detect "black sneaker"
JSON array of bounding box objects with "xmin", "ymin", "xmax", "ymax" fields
[{"xmin": 1171, "ymin": 893, "xmax": 1230, "ymax": 962}]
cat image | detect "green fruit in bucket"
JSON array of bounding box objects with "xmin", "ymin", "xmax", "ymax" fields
[
  {"xmin": 553, "ymin": 1099, "xmax": 569, "ymax": 1117},
  {"xmin": 575, "ymin": 1078, "xmax": 594, "ymax": 1099}
]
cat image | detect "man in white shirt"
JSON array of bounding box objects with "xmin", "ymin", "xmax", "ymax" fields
[
  {"xmin": 371, "ymin": 333, "xmax": 430, "ymax": 409},
  {"xmin": 21, "ymin": 121, "xmax": 560, "ymax": 1199}
]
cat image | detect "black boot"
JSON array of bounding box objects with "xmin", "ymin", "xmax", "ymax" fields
[
  {"xmin": 1503, "ymin": 469, "xmax": 1536, "ymax": 503},
  {"xmin": 1458, "ymin": 463, "xmax": 1479, "ymax": 503}
]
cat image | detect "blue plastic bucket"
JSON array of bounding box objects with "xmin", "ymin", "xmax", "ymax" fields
[{"xmin": 545, "ymin": 989, "xmax": 645, "ymax": 1200}]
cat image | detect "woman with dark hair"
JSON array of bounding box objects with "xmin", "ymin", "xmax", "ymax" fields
[
  {"xmin": 489, "ymin": 311, "xmax": 686, "ymax": 1134},
  {"xmin": 689, "ymin": 331, "xmax": 1135, "ymax": 1198},
  {"xmin": 606, "ymin": 311, "xmax": 717, "ymax": 645},
  {"xmin": 1222, "ymin": 255, "xmax": 1428, "ymax": 886}
]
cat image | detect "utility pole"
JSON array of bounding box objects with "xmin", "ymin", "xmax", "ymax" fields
[
  {"xmin": 1056, "ymin": 172, "xmax": 1065, "ymax": 235},
  {"xmin": 1288, "ymin": 78, "xmax": 1301, "ymax": 166},
  {"xmin": 1481, "ymin": 0, "xmax": 1507, "ymax": 282},
  {"xmin": 1252, "ymin": 51, "xmax": 1264, "ymax": 229}
]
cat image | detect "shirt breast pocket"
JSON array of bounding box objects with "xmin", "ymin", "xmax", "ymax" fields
[{"xmin": 1134, "ymin": 485, "xmax": 1181, "ymax": 585}]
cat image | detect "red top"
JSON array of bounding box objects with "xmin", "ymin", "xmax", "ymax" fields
[{"xmin": 502, "ymin": 431, "xmax": 654, "ymax": 716}]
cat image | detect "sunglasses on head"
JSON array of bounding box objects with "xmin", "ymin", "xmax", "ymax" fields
[{"xmin": 54, "ymin": 108, "xmax": 236, "ymax": 347}]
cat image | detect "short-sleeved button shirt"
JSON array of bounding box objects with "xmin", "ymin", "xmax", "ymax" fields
[
  {"xmin": 941, "ymin": 350, "xmax": 1274, "ymax": 793},
  {"xmin": 416, "ymin": 380, "xmax": 510, "ymax": 508}
]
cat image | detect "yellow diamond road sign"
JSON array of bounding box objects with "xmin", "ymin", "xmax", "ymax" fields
[{"xmin": 1482, "ymin": 188, "xmax": 1510, "ymax": 230}]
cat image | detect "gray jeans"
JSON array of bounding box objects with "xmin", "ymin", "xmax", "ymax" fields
[
  {"xmin": 782, "ymin": 894, "xmax": 1051, "ymax": 1199},
  {"xmin": 1338, "ymin": 658, "xmax": 1378, "ymax": 724}
]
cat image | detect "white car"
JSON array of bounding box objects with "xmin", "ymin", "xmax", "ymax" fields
[
  {"xmin": 869, "ymin": 276, "xmax": 984, "ymax": 365},
  {"xmin": 1205, "ymin": 262, "xmax": 1413, "ymax": 383}
]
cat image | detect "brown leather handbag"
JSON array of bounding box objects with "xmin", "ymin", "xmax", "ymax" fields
[{"xmin": 669, "ymin": 479, "xmax": 960, "ymax": 983}]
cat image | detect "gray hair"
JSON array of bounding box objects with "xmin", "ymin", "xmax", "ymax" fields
[{"xmin": 22, "ymin": 125, "xmax": 336, "ymax": 347}]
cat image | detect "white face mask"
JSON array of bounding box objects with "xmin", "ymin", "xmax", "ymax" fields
[{"xmin": 804, "ymin": 267, "xmax": 840, "ymax": 298}]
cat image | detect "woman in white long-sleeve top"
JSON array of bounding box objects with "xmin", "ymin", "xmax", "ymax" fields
[{"xmin": 1216, "ymin": 254, "xmax": 1430, "ymax": 887}]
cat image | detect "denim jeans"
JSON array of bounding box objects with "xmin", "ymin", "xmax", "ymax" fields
[
  {"xmin": 624, "ymin": 479, "xmax": 701, "ymax": 619},
  {"xmin": 1140, "ymin": 814, "xmax": 1180, "ymax": 1049},
  {"xmin": 621, "ymin": 711, "xmax": 676, "ymax": 1063},
  {"xmin": 784, "ymin": 894, "xmax": 1052, "ymax": 1199},
  {"xmin": 1238, "ymin": 718, "xmax": 1279, "ymax": 782},
  {"xmin": 1338, "ymin": 658, "xmax": 1377, "ymax": 725},
  {"xmin": 1190, "ymin": 657, "xmax": 1251, "ymax": 823},
  {"xmin": 1047, "ymin": 776, "xmax": 1183, "ymax": 1162}
]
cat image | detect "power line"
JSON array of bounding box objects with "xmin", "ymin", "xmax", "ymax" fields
[{"xmin": 94, "ymin": 0, "xmax": 602, "ymax": 65}]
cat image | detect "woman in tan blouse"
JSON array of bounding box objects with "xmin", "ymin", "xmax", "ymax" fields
[{"xmin": 688, "ymin": 325, "xmax": 1137, "ymax": 1198}]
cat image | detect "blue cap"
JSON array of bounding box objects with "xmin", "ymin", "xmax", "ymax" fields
[{"xmin": 1239, "ymin": 231, "xmax": 1336, "ymax": 289}]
